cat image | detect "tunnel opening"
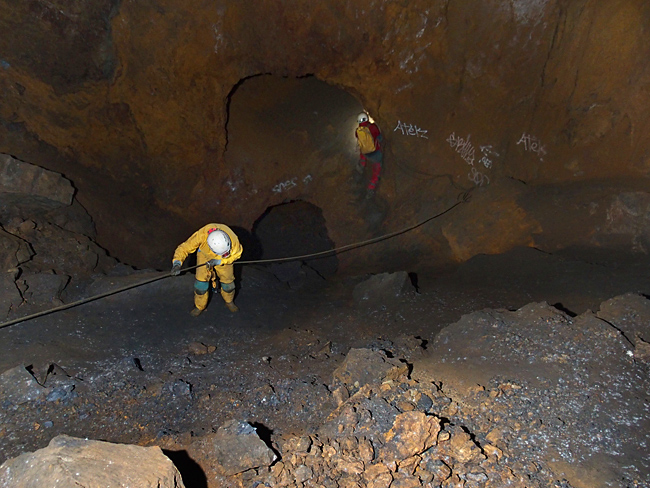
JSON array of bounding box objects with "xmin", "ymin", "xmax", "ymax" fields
[
  {"xmin": 223, "ymin": 73, "xmax": 364, "ymax": 182},
  {"xmin": 252, "ymin": 200, "xmax": 337, "ymax": 286}
]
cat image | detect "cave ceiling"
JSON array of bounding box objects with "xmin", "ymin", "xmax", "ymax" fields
[{"xmin": 1, "ymin": 0, "xmax": 649, "ymax": 270}]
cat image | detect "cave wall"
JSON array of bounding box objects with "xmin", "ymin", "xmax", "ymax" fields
[{"xmin": 1, "ymin": 0, "xmax": 649, "ymax": 270}]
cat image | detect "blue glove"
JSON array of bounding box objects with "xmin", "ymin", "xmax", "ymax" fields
[
  {"xmin": 206, "ymin": 259, "xmax": 221, "ymax": 270},
  {"xmin": 171, "ymin": 261, "xmax": 182, "ymax": 276}
]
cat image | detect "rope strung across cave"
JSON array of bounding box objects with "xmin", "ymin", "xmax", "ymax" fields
[{"xmin": 0, "ymin": 189, "xmax": 472, "ymax": 329}]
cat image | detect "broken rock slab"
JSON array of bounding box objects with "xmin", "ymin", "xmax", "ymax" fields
[
  {"xmin": 0, "ymin": 228, "xmax": 33, "ymax": 272},
  {"xmin": 332, "ymin": 348, "xmax": 409, "ymax": 393},
  {"xmin": 0, "ymin": 434, "xmax": 184, "ymax": 488},
  {"xmin": 19, "ymin": 272, "xmax": 69, "ymax": 307},
  {"xmin": 0, "ymin": 272, "xmax": 23, "ymax": 320},
  {"xmin": 0, "ymin": 154, "xmax": 74, "ymax": 212},
  {"xmin": 353, "ymin": 271, "xmax": 416, "ymax": 309},
  {"xmin": 198, "ymin": 419, "xmax": 277, "ymax": 476}
]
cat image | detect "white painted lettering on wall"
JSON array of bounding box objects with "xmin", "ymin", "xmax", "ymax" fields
[
  {"xmin": 272, "ymin": 177, "xmax": 297, "ymax": 193},
  {"xmin": 272, "ymin": 174, "xmax": 313, "ymax": 194},
  {"xmin": 446, "ymin": 132, "xmax": 475, "ymax": 165},
  {"xmin": 447, "ymin": 133, "xmax": 494, "ymax": 186},
  {"xmin": 516, "ymin": 133, "xmax": 546, "ymax": 160},
  {"xmin": 212, "ymin": 22, "xmax": 224, "ymax": 54},
  {"xmin": 394, "ymin": 120, "xmax": 429, "ymax": 139},
  {"xmin": 479, "ymin": 145, "xmax": 500, "ymax": 169},
  {"xmin": 469, "ymin": 166, "xmax": 489, "ymax": 186}
]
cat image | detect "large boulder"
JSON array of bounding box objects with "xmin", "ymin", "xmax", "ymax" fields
[
  {"xmin": 17, "ymin": 272, "xmax": 69, "ymax": 307},
  {"xmin": 0, "ymin": 435, "xmax": 185, "ymax": 488}
]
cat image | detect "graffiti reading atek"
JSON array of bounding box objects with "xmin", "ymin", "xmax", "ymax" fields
[
  {"xmin": 516, "ymin": 133, "xmax": 546, "ymax": 161},
  {"xmin": 394, "ymin": 120, "xmax": 429, "ymax": 139}
]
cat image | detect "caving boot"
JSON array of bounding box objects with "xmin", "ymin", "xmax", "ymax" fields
[
  {"xmin": 225, "ymin": 302, "xmax": 239, "ymax": 313},
  {"xmin": 190, "ymin": 307, "xmax": 203, "ymax": 317}
]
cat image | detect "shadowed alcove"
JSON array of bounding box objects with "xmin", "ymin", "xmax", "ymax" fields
[{"xmin": 252, "ymin": 200, "xmax": 338, "ymax": 285}]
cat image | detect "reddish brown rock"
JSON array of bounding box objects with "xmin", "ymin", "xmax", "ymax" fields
[
  {"xmin": 446, "ymin": 428, "xmax": 485, "ymax": 464},
  {"xmin": 381, "ymin": 411, "xmax": 441, "ymax": 462},
  {"xmin": 364, "ymin": 463, "xmax": 393, "ymax": 488},
  {"xmin": 390, "ymin": 471, "xmax": 422, "ymax": 488},
  {"xmin": 187, "ymin": 341, "xmax": 217, "ymax": 355}
]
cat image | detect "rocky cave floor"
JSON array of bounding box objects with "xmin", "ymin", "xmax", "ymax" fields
[{"xmin": 1, "ymin": 247, "xmax": 650, "ymax": 488}]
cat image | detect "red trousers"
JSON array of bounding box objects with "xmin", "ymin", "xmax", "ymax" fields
[{"xmin": 360, "ymin": 151, "xmax": 383, "ymax": 190}]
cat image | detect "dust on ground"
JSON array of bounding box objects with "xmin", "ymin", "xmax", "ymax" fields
[{"xmin": 1, "ymin": 246, "xmax": 650, "ymax": 487}]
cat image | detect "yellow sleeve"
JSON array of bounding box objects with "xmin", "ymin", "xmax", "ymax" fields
[{"xmin": 172, "ymin": 227, "xmax": 208, "ymax": 264}]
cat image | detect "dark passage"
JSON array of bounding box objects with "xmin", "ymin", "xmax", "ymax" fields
[
  {"xmin": 224, "ymin": 74, "xmax": 363, "ymax": 175},
  {"xmin": 253, "ymin": 200, "xmax": 337, "ymax": 283}
]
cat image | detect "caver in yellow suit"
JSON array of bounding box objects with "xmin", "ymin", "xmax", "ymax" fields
[{"xmin": 171, "ymin": 223, "xmax": 243, "ymax": 316}]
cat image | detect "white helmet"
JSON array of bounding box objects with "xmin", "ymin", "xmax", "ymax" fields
[
  {"xmin": 207, "ymin": 229, "xmax": 231, "ymax": 255},
  {"xmin": 357, "ymin": 112, "xmax": 369, "ymax": 124}
]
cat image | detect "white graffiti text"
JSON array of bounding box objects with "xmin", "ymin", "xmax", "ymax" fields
[
  {"xmin": 478, "ymin": 144, "xmax": 500, "ymax": 169},
  {"xmin": 447, "ymin": 132, "xmax": 475, "ymax": 166},
  {"xmin": 468, "ymin": 166, "xmax": 489, "ymax": 186},
  {"xmin": 272, "ymin": 174, "xmax": 313, "ymax": 194},
  {"xmin": 517, "ymin": 133, "xmax": 546, "ymax": 160},
  {"xmin": 272, "ymin": 177, "xmax": 297, "ymax": 193},
  {"xmin": 394, "ymin": 120, "xmax": 429, "ymax": 139}
]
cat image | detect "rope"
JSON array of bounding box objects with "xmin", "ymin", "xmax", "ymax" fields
[
  {"xmin": 0, "ymin": 191, "xmax": 471, "ymax": 329},
  {"xmin": 238, "ymin": 190, "xmax": 471, "ymax": 264},
  {"xmin": 0, "ymin": 273, "xmax": 171, "ymax": 330}
]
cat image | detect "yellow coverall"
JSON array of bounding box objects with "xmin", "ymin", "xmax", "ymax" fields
[{"xmin": 172, "ymin": 223, "xmax": 243, "ymax": 311}]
